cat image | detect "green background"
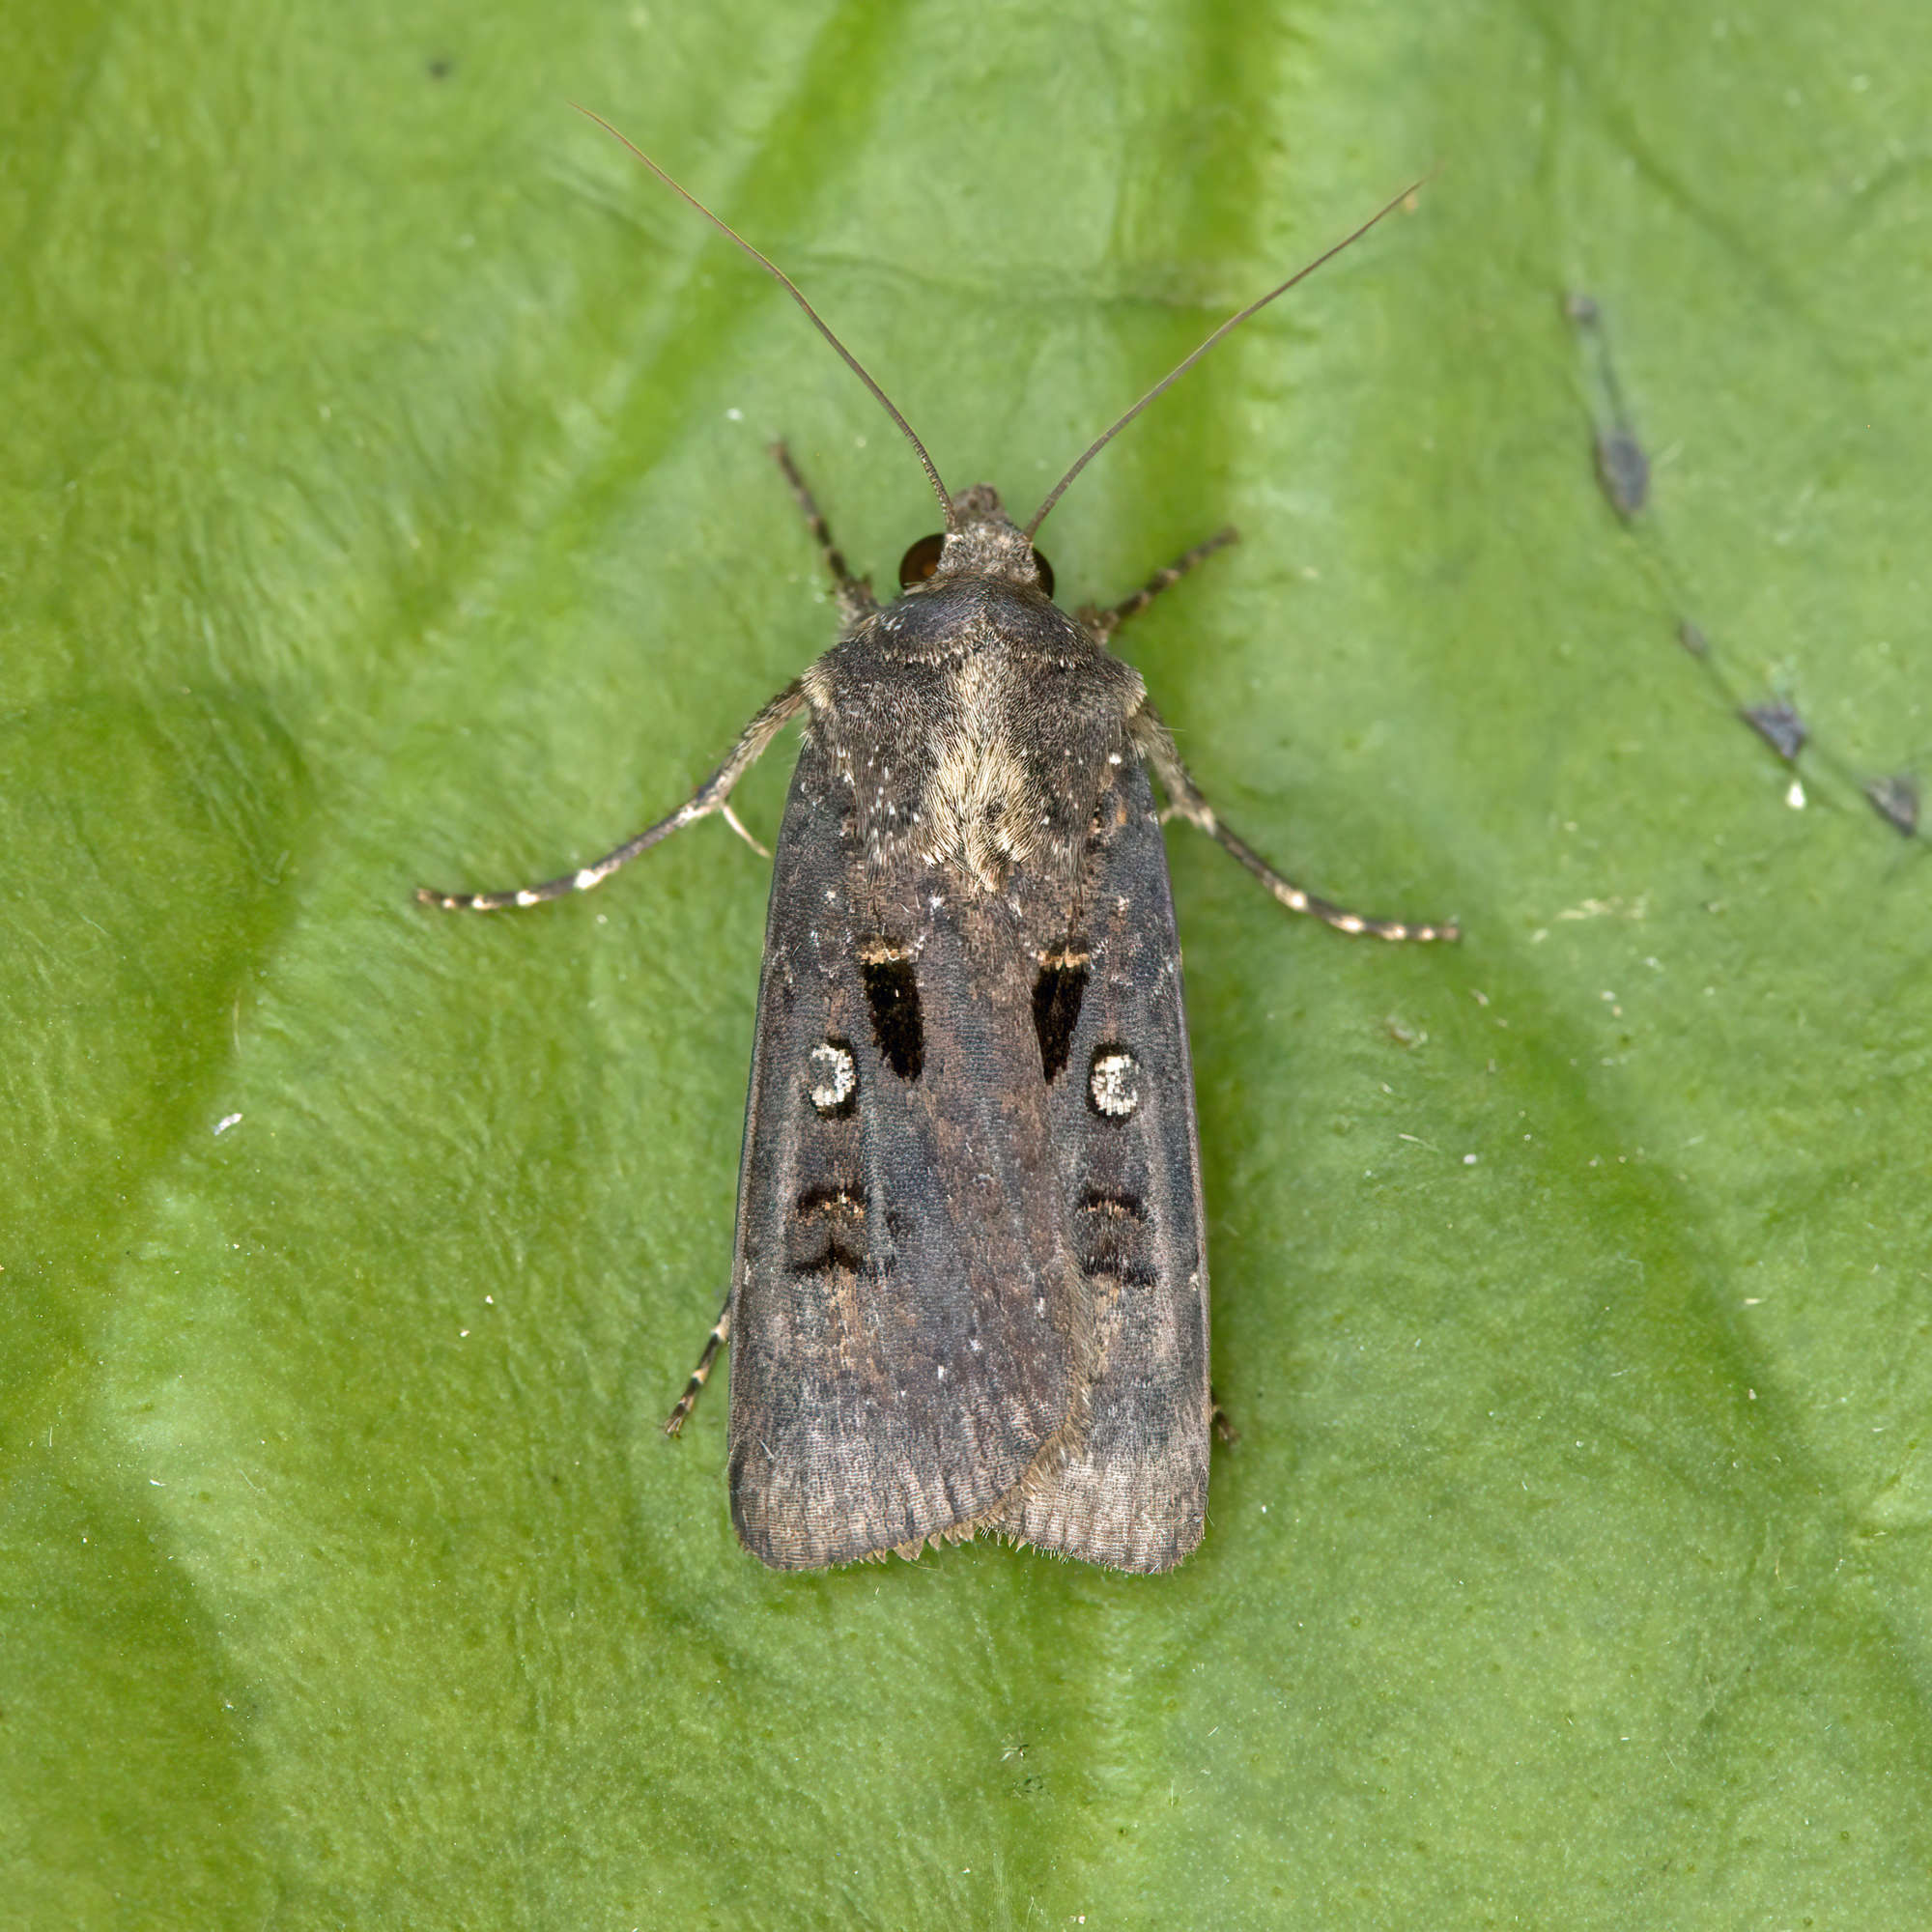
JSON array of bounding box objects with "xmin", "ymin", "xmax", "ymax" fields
[{"xmin": 6, "ymin": 0, "xmax": 1930, "ymax": 1924}]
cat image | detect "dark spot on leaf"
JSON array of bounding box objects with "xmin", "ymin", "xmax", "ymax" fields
[
  {"xmin": 1865, "ymin": 775, "xmax": 1920, "ymax": 837},
  {"xmin": 1595, "ymin": 429, "xmax": 1649, "ymax": 519},
  {"xmin": 1740, "ymin": 701, "xmax": 1807, "ymax": 762}
]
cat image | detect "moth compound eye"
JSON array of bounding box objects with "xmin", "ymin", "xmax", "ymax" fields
[
  {"xmin": 898, "ymin": 532, "xmax": 945, "ymax": 588},
  {"xmin": 1088, "ymin": 1045, "xmax": 1140, "ymax": 1119},
  {"xmin": 807, "ymin": 1039, "xmax": 857, "ymax": 1116},
  {"xmin": 1030, "ymin": 548, "xmax": 1055, "ymax": 599}
]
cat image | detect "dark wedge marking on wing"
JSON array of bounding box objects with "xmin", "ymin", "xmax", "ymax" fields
[
  {"xmin": 1031, "ymin": 949, "xmax": 1090, "ymax": 1082},
  {"xmin": 858, "ymin": 940, "xmax": 923, "ymax": 1079}
]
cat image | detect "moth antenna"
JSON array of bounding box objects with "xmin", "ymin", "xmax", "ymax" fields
[
  {"xmin": 572, "ymin": 103, "xmax": 954, "ymax": 526},
  {"xmin": 1025, "ymin": 176, "xmax": 1429, "ymax": 541}
]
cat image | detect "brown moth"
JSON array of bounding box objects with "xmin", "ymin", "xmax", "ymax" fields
[{"xmin": 420, "ymin": 113, "xmax": 1455, "ymax": 1572}]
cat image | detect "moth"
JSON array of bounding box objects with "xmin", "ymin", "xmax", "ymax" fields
[{"xmin": 420, "ymin": 112, "xmax": 1456, "ymax": 1573}]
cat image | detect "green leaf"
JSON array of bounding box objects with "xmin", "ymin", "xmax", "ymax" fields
[{"xmin": 6, "ymin": 1, "xmax": 1930, "ymax": 1924}]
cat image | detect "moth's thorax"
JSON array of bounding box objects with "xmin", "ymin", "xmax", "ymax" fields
[
  {"xmin": 932, "ymin": 483, "xmax": 1041, "ymax": 587},
  {"xmin": 801, "ymin": 554, "xmax": 1147, "ymax": 893}
]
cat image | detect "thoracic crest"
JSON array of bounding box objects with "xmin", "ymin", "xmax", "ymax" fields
[{"xmin": 805, "ymin": 488, "xmax": 1145, "ymax": 893}]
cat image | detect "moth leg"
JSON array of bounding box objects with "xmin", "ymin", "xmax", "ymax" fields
[
  {"xmin": 771, "ymin": 440, "xmax": 878, "ymax": 625},
  {"xmin": 1127, "ymin": 703, "xmax": 1459, "ymax": 943},
  {"xmin": 416, "ymin": 680, "xmax": 806, "ymax": 911},
  {"xmin": 1080, "ymin": 527, "xmax": 1238, "ymax": 643},
  {"xmin": 720, "ymin": 802, "xmax": 771, "ymax": 859},
  {"xmin": 664, "ymin": 1293, "xmax": 731, "ymax": 1437}
]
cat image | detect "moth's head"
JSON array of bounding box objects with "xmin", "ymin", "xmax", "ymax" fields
[{"xmin": 897, "ymin": 484, "xmax": 1056, "ymax": 600}]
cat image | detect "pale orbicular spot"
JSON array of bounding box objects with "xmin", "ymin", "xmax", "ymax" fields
[
  {"xmin": 808, "ymin": 1039, "xmax": 857, "ymax": 1115},
  {"xmin": 1089, "ymin": 1046, "xmax": 1140, "ymax": 1118}
]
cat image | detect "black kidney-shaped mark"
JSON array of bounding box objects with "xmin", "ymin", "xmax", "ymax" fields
[
  {"xmin": 1031, "ymin": 951, "xmax": 1090, "ymax": 1082},
  {"xmin": 860, "ymin": 946, "xmax": 924, "ymax": 1080}
]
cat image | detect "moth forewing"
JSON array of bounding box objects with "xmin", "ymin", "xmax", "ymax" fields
[{"xmin": 988, "ymin": 754, "xmax": 1211, "ymax": 1570}]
